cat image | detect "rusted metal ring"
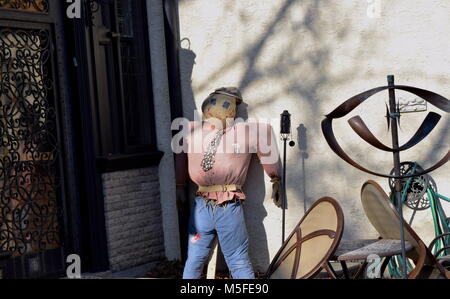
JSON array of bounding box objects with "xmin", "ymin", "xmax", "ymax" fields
[{"xmin": 322, "ymin": 85, "xmax": 450, "ymax": 179}]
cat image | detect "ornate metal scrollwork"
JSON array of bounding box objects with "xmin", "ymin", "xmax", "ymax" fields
[
  {"xmin": 0, "ymin": 0, "xmax": 49, "ymax": 13},
  {"xmin": 0, "ymin": 27, "xmax": 62, "ymax": 256},
  {"xmin": 388, "ymin": 162, "xmax": 432, "ymax": 211}
]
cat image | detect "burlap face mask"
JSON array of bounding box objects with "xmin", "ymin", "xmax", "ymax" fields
[{"xmin": 202, "ymin": 93, "xmax": 237, "ymax": 129}]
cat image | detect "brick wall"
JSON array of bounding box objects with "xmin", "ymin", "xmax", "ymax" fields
[{"xmin": 101, "ymin": 167, "xmax": 165, "ymax": 272}]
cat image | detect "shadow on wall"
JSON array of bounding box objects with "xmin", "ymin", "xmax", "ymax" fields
[
  {"xmin": 243, "ymin": 155, "xmax": 269, "ymax": 272},
  {"xmin": 177, "ymin": 45, "xmax": 198, "ymax": 265},
  {"xmin": 297, "ymin": 124, "xmax": 309, "ymax": 213},
  {"xmin": 178, "ymin": 0, "xmax": 384, "ymax": 271},
  {"xmin": 179, "ymin": 43, "xmax": 199, "ymax": 121},
  {"xmin": 237, "ymin": 102, "xmax": 269, "ymax": 272}
]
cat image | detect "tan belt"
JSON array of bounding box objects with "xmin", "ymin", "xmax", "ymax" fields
[{"xmin": 197, "ymin": 184, "xmax": 242, "ymax": 192}]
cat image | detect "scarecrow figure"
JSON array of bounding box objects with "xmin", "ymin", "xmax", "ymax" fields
[{"xmin": 176, "ymin": 87, "xmax": 282, "ymax": 279}]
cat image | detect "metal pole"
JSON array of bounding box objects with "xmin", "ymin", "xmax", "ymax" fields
[
  {"xmin": 282, "ymin": 137, "xmax": 287, "ymax": 245},
  {"xmin": 387, "ymin": 75, "xmax": 408, "ymax": 279}
]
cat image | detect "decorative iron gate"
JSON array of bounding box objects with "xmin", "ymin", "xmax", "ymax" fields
[
  {"xmin": 0, "ymin": 0, "xmax": 72, "ymax": 278},
  {"xmin": 0, "ymin": 26, "xmax": 61, "ymax": 252}
]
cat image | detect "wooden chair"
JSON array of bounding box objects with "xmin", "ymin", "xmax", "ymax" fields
[
  {"xmin": 265, "ymin": 197, "xmax": 344, "ymax": 279},
  {"xmin": 360, "ymin": 180, "xmax": 449, "ymax": 279}
]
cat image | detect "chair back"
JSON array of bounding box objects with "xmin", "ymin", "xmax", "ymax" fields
[
  {"xmin": 266, "ymin": 197, "xmax": 344, "ymax": 279},
  {"xmin": 360, "ymin": 180, "xmax": 446, "ymax": 278}
]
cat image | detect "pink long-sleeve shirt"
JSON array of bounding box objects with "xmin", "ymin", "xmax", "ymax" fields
[{"xmin": 176, "ymin": 121, "xmax": 282, "ymax": 204}]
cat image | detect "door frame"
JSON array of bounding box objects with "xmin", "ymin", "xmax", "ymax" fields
[
  {"xmin": 62, "ymin": 1, "xmax": 111, "ymax": 273},
  {"xmin": 0, "ymin": 0, "xmax": 86, "ymax": 278}
]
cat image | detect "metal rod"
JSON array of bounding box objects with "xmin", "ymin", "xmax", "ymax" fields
[
  {"xmin": 302, "ymin": 152, "xmax": 307, "ymax": 213},
  {"xmin": 282, "ymin": 138, "xmax": 287, "ymax": 245},
  {"xmin": 387, "ymin": 75, "xmax": 408, "ymax": 279}
]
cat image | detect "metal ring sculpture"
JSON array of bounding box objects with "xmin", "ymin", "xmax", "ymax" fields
[
  {"xmin": 321, "ymin": 76, "xmax": 450, "ymax": 278},
  {"xmin": 322, "ymin": 84, "xmax": 450, "ymax": 179}
]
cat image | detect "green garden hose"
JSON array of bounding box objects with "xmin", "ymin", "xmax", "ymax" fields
[{"xmin": 387, "ymin": 162, "xmax": 449, "ymax": 278}]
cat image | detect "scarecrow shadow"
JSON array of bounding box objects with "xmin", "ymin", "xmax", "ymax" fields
[
  {"xmin": 177, "ymin": 45, "xmax": 199, "ymax": 262},
  {"xmin": 179, "ymin": 45, "xmax": 200, "ymax": 121},
  {"xmin": 244, "ymin": 155, "xmax": 270, "ymax": 273},
  {"xmin": 239, "ymin": 103, "xmax": 271, "ymax": 273}
]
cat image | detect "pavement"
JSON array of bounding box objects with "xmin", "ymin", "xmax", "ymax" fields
[{"xmin": 70, "ymin": 262, "xmax": 158, "ymax": 279}]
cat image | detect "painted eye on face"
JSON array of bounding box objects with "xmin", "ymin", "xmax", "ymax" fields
[
  {"xmin": 222, "ymin": 101, "xmax": 230, "ymax": 109},
  {"xmin": 210, "ymin": 98, "xmax": 217, "ymax": 105}
]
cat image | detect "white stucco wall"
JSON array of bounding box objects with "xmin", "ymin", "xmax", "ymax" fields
[
  {"xmin": 147, "ymin": 0, "xmax": 181, "ymax": 260},
  {"xmin": 177, "ymin": 0, "xmax": 450, "ymax": 271}
]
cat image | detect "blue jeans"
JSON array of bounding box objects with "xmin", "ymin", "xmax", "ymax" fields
[{"xmin": 182, "ymin": 196, "xmax": 255, "ymax": 279}]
